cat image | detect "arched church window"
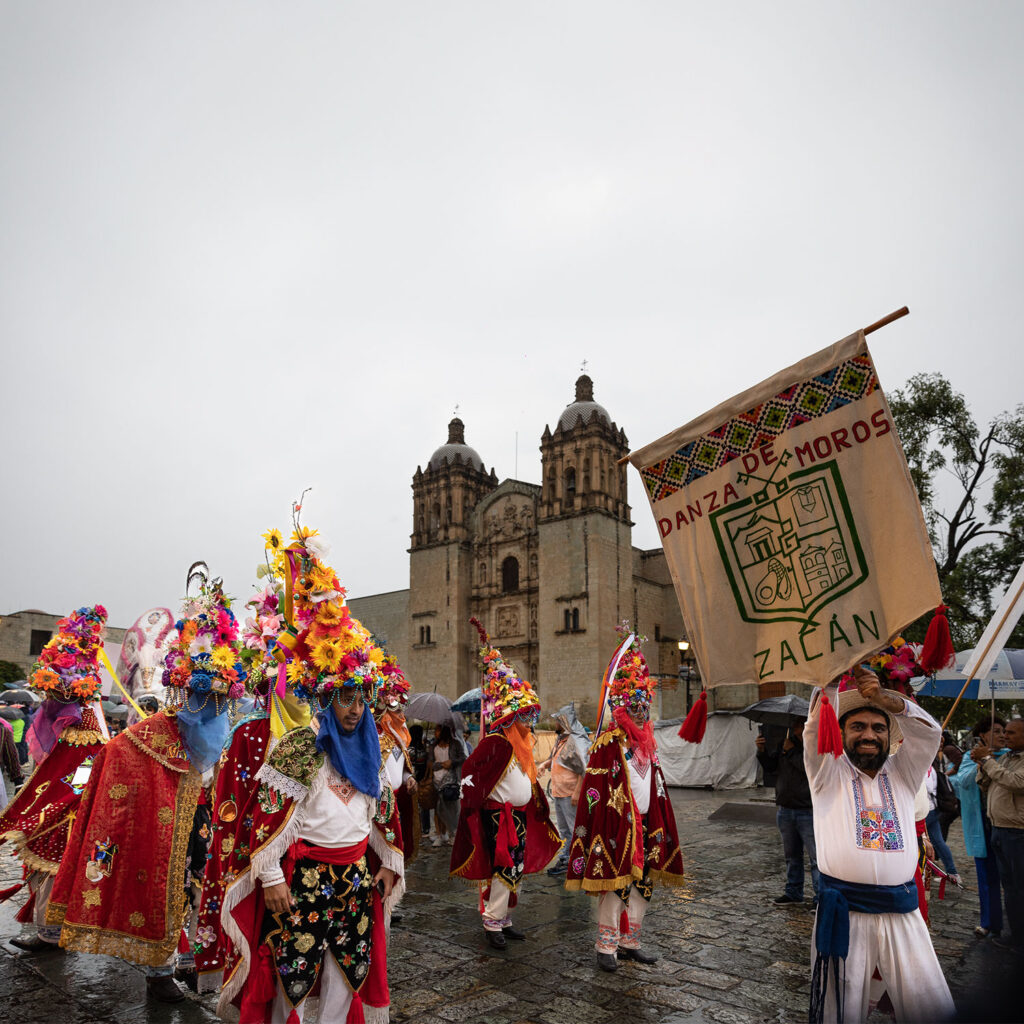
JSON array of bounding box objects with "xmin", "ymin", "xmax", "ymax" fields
[
  {"xmin": 431, "ymin": 504, "xmax": 441, "ymax": 532},
  {"xmin": 564, "ymin": 609, "xmax": 572, "ymax": 631},
  {"xmin": 502, "ymin": 556, "xmax": 519, "ymax": 593},
  {"xmin": 565, "ymin": 467, "xmax": 576, "ymax": 501},
  {"xmin": 572, "ymin": 608, "xmax": 580, "ymax": 631}
]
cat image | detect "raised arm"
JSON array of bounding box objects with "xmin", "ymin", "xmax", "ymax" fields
[{"xmin": 803, "ymin": 685, "xmax": 840, "ymax": 789}]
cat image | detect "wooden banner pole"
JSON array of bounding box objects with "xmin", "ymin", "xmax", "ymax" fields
[{"xmin": 615, "ymin": 306, "xmax": 911, "ymax": 466}]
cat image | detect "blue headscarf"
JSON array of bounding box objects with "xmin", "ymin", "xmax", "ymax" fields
[
  {"xmin": 315, "ymin": 701, "xmax": 381, "ymax": 799},
  {"xmin": 177, "ymin": 697, "xmax": 231, "ymax": 775}
]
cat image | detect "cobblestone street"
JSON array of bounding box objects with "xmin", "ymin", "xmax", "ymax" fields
[{"xmin": 1, "ymin": 787, "xmax": 1014, "ymax": 1023}]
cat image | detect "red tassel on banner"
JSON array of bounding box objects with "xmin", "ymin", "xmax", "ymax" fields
[
  {"xmin": 920, "ymin": 604, "xmax": 955, "ymax": 675},
  {"xmin": 817, "ymin": 691, "xmax": 843, "ymax": 757},
  {"xmin": 678, "ymin": 690, "xmax": 708, "ymax": 743}
]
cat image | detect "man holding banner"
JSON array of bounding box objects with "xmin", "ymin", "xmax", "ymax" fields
[
  {"xmin": 805, "ymin": 666, "xmax": 954, "ymax": 1022},
  {"xmin": 626, "ymin": 314, "xmax": 956, "ymax": 1021}
]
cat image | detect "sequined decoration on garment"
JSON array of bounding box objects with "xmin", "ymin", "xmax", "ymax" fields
[{"xmin": 264, "ymin": 855, "xmax": 373, "ymax": 1008}]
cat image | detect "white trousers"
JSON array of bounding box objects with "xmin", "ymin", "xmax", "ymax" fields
[
  {"xmin": 596, "ymin": 888, "xmax": 648, "ymax": 952},
  {"xmin": 272, "ymin": 952, "xmax": 353, "ymax": 1024},
  {"xmin": 24, "ymin": 871, "xmax": 61, "ymax": 943},
  {"xmin": 810, "ymin": 909, "xmax": 954, "ymax": 1023},
  {"xmin": 482, "ymin": 876, "xmax": 513, "ymax": 931}
]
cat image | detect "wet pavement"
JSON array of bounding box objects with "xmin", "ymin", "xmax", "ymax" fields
[{"xmin": 2, "ymin": 787, "xmax": 1016, "ymax": 1023}]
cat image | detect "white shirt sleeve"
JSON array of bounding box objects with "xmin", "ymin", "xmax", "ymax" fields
[{"xmin": 889, "ymin": 699, "xmax": 942, "ymax": 794}]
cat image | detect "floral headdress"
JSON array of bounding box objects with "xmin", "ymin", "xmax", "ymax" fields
[
  {"xmin": 606, "ymin": 623, "xmax": 656, "ymax": 717},
  {"xmin": 162, "ymin": 564, "xmax": 246, "ymax": 706},
  {"xmin": 30, "ymin": 604, "xmax": 108, "ymax": 703},
  {"xmin": 270, "ymin": 501, "xmax": 383, "ymax": 705},
  {"xmin": 375, "ymin": 653, "xmax": 411, "ymax": 711},
  {"xmin": 470, "ymin": 616, "xmax": 541, "ymax": 733}
]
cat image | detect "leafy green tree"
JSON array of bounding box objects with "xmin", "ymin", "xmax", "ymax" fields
[
  {"xmin": 889, "ymin": 373, "xmax": 1024, "ymax": 649},
  {"xmin": 0, "ymin": 660, "xmax": 23, "ymax": 685}
]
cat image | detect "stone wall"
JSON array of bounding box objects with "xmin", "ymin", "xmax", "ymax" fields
[{"xmin": 346, "ymin": 589, "xmax": 410, "ymax": 665}]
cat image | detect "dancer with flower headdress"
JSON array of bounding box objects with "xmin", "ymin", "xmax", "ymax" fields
[
  {"xmin": 47, "ymin": 566, "xmax": 246, "ymax": 1003},
  {"xmin": 565, "ymin": 625, "xmax": 685, "ymax": 972},
  {"xmin": 374, "ymin": 653, "xmax": 420, "ymax": 866},
  {"xmin": 218, "ymin": 517, "xmax": 404, "ymax": 1024},
  {"xmin": 193, "ymin": 523, "xmax": 315, "ymax": 995},
  {"xmin": 450, "ymin": 618, "xmax": 562, "ymax": 951},
  {"xmin": 0, "ymin": 604, "xmax": 110, "ymax": 953}
]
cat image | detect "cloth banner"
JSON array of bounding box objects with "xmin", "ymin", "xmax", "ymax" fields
[{"xmin": 628, "ymin": 331, "xmax": 939, "ymax": 689}]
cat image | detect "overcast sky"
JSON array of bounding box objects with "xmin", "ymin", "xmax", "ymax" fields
[{"xmin": 2, "ymin": 3, "xmax": 1021, "ymax": 629}]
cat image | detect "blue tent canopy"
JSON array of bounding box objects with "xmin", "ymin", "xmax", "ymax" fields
[{"xmin": 911, "ymin": 649, "xmax": 1024, "ymax": 700}]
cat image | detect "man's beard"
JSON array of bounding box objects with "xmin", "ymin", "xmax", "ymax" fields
[{"xmin": 845, "ymin": 739, "xmax": 888, "ymax": 773}]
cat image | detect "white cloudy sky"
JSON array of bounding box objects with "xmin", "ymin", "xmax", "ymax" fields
[{"xmin": 2, "ymin": 2, "xmax": 1021, "ymax": 629}]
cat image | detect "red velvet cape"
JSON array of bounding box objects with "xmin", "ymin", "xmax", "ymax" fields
[
  {"xmin": 195, "ymin": 712, "xmax": 272, "ymax": 990},
  {"xmin": 0, "ymin": 724, "xmax": 104, "ymax": 875},
  {"xmin": 47, "ymin": 710, "xmax": 203, "ymax": 965},
  {"xmin": 564, "ymin": 727, "xmax": 685, "ymax": 893},
  {"xmin": 449, "ymin": 732, "xmax": 561, "ymax": 883}
]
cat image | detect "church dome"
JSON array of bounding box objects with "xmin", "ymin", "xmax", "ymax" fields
[
  {"xmin": 557, "ymin": 375, "xmax": 611, "ymax": 430},
  {"xmin": 427, "ymin": 417, "xmax": 487, "ymax": 472}
]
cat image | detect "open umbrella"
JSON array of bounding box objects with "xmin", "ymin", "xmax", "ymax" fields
[
  {"xmin": 405, "ymin": 691, "xmax": 454, "ymax": 724},
  {"xmin": 739, "ymin": 694, "xmax": 810, "ymax": 726},
  {"xmin": 451, "ymin": 687, "xmax": 482, "ymax": 713},
  {"xmin": 0, "ymin": 689, "xmax": 36, "ymax": 706},
  {"xmin": 0, "ymin": 706, "xmax": 25, "ymax": 722},
  {"xmin": 912, "ymin": 649, "xmax": 1024, "ymax": 700}
]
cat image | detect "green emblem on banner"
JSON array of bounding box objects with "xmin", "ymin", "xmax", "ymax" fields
[{"xmin": 711, "ymin": 452, "xmax": 868, "ymax": 624}]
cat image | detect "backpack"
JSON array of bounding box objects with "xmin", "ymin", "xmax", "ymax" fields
[{"xmin": 935, "ymin": 768, "xmax": 960, "ymax": 817}]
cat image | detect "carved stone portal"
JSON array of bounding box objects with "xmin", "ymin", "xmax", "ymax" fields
[{"xmin": 495, "ymin": 605, "xmax": 522, "ymax": 638}]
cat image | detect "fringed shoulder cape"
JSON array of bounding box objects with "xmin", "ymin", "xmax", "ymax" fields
[
  {"xmin": 0, "ymin": 721, "xmax": 105, "ymax": 877},
  {"xmin": 564, "ymin": 726, "xmax": 685, "ymax": 893},
  {"xmin": 449, "ymin": 732, "xmax": 561, "ymax": 883}
]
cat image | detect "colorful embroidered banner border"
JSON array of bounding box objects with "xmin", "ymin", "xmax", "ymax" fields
[{"xmin": 638, "ymin": 354, "xmax": 878, "ymax": 502}]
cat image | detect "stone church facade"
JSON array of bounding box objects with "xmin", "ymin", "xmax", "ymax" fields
[{"xmin": 350, "ymin": 376, "xmax": 755, "ymax": 724}]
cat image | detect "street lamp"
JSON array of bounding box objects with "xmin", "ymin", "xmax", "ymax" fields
[{"xmin": 678, "ymin": 640, "xmax": 692, "ymax": 713}]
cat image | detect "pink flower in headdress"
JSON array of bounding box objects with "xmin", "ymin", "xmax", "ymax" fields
[
  {"xmin": 886, "ymin": 645, "xmax": 918, "ymax": 683},
  {"xmin": 242, "ymin": 618, "xmax": 267, "ymax": 652},
  {"xmin": 260, "ymin": 614, "xmax": 283, "ymax": 637}
]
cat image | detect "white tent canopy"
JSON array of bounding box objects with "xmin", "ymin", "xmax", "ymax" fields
[{"xmin": 654, "ymin": 712, "xmax": 759, "ymax": 789}]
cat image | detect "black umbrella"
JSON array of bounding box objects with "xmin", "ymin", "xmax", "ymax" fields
[
  {"xmin": 739, "ymin": 694, "xmax": 810, "ymax": 726},
  {"xmin": 0, "ymin": 689, "xmax": 35, "ymax": 705},
  {"xmin": 0, "ymin": 706, "xmax": 25, "ymax": 721}
]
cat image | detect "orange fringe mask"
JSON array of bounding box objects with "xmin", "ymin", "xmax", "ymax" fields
[{"xmin": 504, "ymin": 721, "xmax": 537, "ymax": 783}]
